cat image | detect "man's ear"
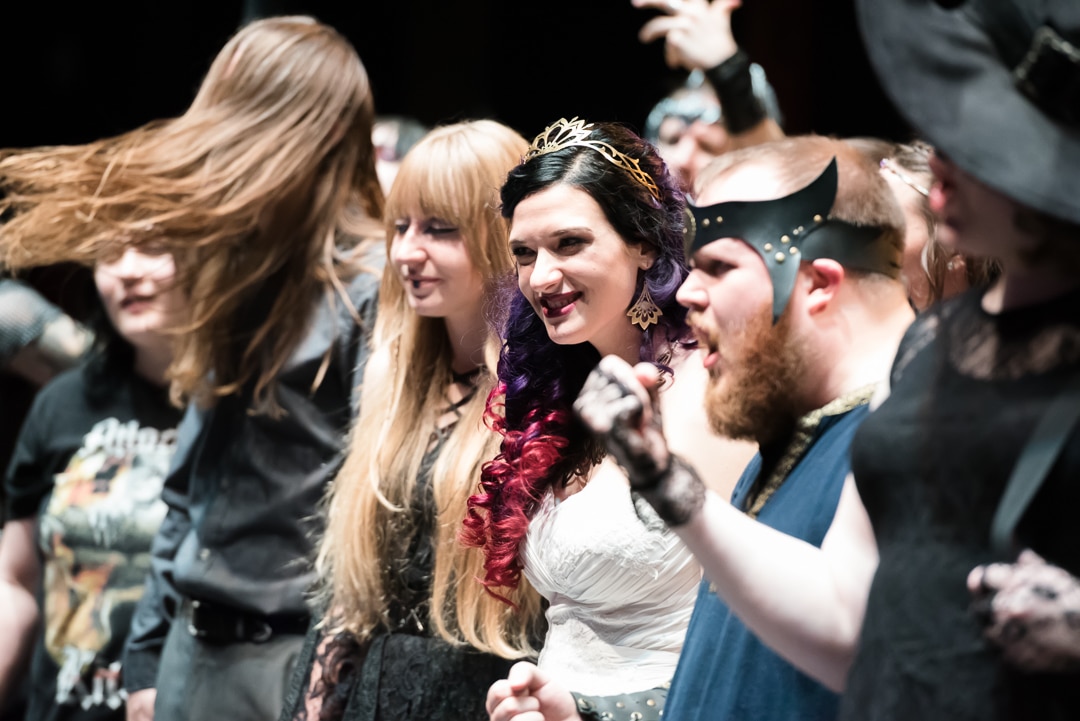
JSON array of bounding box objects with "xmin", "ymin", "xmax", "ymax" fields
[{"xmin": 803, "ymin": 259, "xmax": 845, "ymax": 316}]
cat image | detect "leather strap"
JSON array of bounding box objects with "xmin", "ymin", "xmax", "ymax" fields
[
  {"xmin": 570, "ymin": 686, "xmax": 667, "ymax": 721},
  {"xmin": 990, "ymin": 371, "xmax": 1080, "ymax": 554}
]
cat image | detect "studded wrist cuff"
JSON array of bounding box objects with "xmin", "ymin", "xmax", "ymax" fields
[{"xmin": 570, "ymin": 685, "xmax": 667, "ymax": 721}]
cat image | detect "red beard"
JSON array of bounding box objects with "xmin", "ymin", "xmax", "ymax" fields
[{"xmin": 703, "ymin": 304, "xmax": 808, "ymax": 446}]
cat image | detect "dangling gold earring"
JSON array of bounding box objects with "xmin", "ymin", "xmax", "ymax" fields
[{"xmin": 627, "ymin": 283, "xmax": 663, "ymax": 330}]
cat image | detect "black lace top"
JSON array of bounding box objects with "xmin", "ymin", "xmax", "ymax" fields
[
  {"xmin": 841, "ymin": 286, "xmax": 1080, "ymax": 720},
  {"xmin": 280, "ymin": 372, "xmax": 516, "ymax": 721}
]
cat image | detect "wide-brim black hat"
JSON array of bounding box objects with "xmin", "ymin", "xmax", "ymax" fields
[{"xmin": 855, "ymin": 0, "xmax": 1080, "ymax": 225}]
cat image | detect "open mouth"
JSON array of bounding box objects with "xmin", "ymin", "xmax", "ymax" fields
[
  {"xmin": 539, "ymin": 291, "xmax": 581, "ymax": 318},
  {"xmin": 689, "ymin": 323, "xmax": 721, "ymax": 369},
  {"xmin": 120, "ymin": 294, "xmax": 155, "ymax": 310}
]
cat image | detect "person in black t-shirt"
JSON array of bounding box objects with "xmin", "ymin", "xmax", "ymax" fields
[{"xmin": 0, "ymin": 247, "xmax": 184, "ymax": 721}]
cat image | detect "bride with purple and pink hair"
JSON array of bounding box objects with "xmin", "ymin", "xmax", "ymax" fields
[{"xmin": 462, "ymin": 117, "xmax": 754, "ymax": 716}]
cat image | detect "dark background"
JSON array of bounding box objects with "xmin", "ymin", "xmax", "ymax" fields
[
  {"xmin": 0, "ymin": 0, "xmax": 917, "ymax": 530},
  {"xmin": 1, "ymin": 0, "xmax": 914, "ymax": 148}
]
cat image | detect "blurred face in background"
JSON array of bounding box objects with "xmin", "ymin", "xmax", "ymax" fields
[
  {"xmin": 656, "ymin": 117, "xmax": 730, "ymax": 196},
  {"xmin": 649, "ymin": 86, "xmax": 730, "ymax": 196},
  {"xmin": 881, "ymin": 164, "xmax": 934, "ymax": 309},
  {"xmin": 94, "ymin": 246, "xmax": 184, "ymax": 353},
  {"xmin": 373, "ymin": 120, "xmax": 403, "ymax": 194}
]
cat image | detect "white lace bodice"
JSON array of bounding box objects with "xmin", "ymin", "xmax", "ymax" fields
[{"xmin": 523, "ymin": 457, "xmax": 701, "ymax": 695}]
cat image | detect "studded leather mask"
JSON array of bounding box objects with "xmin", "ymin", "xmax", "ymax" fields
[{"xmin": 684, "ymin": 158, "xmax": 901, "ymax": 321}]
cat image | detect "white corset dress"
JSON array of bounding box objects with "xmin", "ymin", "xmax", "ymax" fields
[{"xmin": 523, "ymin": 458, "xmax": 701, "ymax": 696}]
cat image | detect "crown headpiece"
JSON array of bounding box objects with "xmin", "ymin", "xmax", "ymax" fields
[{"xmin": 524, "ymin": 117, "xmax": 661, "ymax": 203}]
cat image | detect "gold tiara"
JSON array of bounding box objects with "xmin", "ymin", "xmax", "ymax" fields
[{"xmin": 524, "ymin": 117, "xmax": 661, "ymax": 203}]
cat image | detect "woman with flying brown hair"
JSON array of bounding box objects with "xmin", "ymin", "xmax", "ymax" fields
[{"xmin": 0, "ymin": 15, "xmax": 384, "ymax": 721}]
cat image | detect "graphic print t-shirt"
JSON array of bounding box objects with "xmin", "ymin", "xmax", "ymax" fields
[{"xmin": 5, "ymin": 366, "xmax": 181, "ymax": 721}]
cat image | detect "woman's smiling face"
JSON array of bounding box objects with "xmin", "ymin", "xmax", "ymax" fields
[{"xmin": 508, "ymin": 184, "xmax": 654, "ymax": 360}]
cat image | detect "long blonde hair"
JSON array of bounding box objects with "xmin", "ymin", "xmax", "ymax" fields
[
  {"xmin": 0, "ymin": 16, "xmax": 385, "ymax": 413},
  {"xmin": 317, "ymin": 120, "xmax": 542, "ymax": 658}
]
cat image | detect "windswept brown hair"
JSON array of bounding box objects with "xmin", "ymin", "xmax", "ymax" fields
[
  {"xmin": 0, "ymin": 16, "xmax": 384, "ymax": 413},
  {"xmin": 316, "ymin": 120, "xmax": 543, "ymax": 658}
]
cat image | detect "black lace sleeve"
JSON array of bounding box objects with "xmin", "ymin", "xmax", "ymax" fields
[{"xmin": 280, "ymin": 621, "xmax": 367, "ymax": 721}]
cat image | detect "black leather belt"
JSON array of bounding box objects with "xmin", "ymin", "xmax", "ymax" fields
[{"xmin": 181, "ymin": 597, "xmax": 310, "ymax": 645}]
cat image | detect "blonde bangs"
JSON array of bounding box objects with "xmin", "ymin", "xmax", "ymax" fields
[
  {"xmin": 384, "ymin": 121, "xmax": 524, "ymax": 278},
  {"xmin": 384, "ymin": 136, "xmax": 479, "ymax": 243}
]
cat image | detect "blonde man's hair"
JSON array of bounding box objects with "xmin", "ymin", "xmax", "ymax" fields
[
  {"xmin": 316, "ymin": 120, "xmax": 543, "ymax": 658},
  {"xmin": 0, "ymin": 16, "xmax": 385, "ymax": 413}
]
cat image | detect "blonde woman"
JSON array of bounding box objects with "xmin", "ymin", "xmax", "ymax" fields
[
  {"xmin": 281, "ymin": 120, "xmax": 544, "ymax": 721},
  {"xmin": 0, "ymin": 16, "xmax": 384, "ymax": 721}
]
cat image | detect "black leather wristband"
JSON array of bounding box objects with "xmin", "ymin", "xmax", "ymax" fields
[
  {"xmin": 571, "ymin": 686, "xmax": 667, "ymax": 721},
  {"xmin": 704, "ymin": 48, "xmax": 767, "ymax": 134}
]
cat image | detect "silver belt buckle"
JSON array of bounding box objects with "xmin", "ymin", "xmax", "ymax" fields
[
  {"xmin": 186, "ymin": 599, "xmax": 208, "ymax": 638},
  {"xmin": 250, "ymin": 619, "xmax": 273, "ymax": 643}
]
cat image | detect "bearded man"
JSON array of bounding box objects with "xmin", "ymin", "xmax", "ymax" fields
[{"xmin": 572, "ymin": 134, "xmax": 912, "ymax": 721}]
